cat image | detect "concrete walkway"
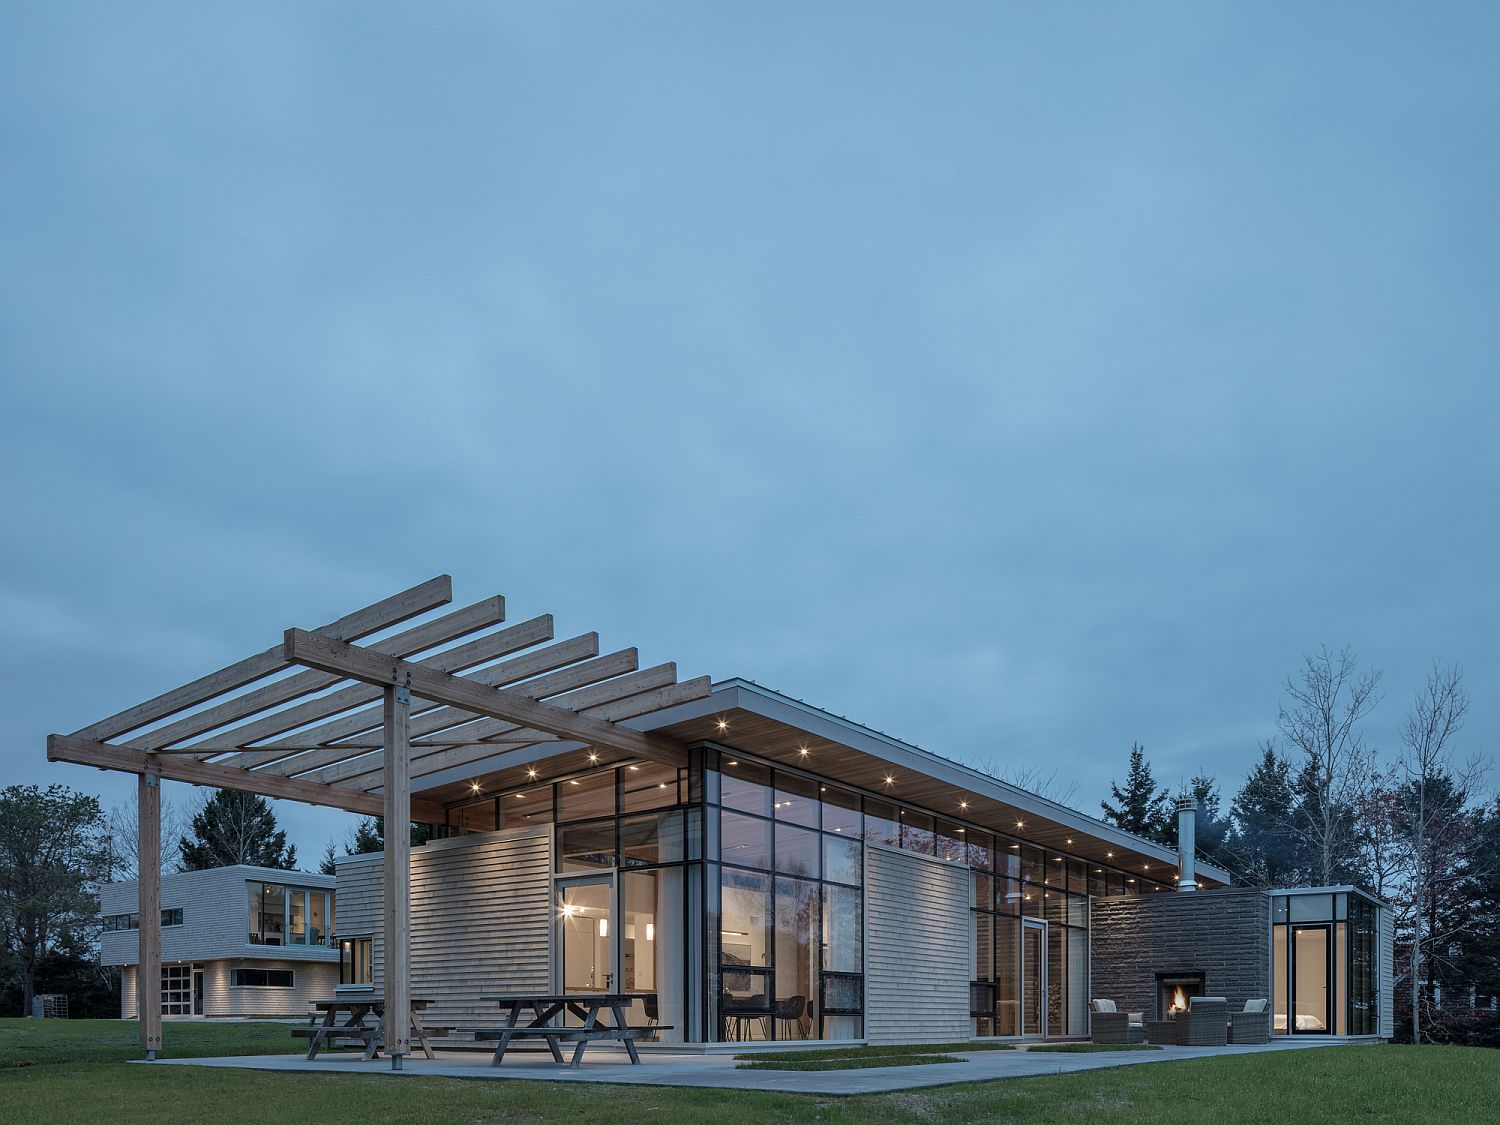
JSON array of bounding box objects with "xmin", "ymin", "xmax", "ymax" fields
[{"xmin": 139, "ymin": 1039, "xmax": 1340, "ymax": 1096}]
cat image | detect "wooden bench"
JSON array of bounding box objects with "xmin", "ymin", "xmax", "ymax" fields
[
  {"xmin": 471, "ymin": 1024, "xmax": 671, "ymax": 1069},
  {"xmin": 296, "ymin": 998, "xmax": 447, "ymax": 1061},
  {"xmin": 476, "ymin": 992, "xmax": 669, "ymax": 1069}
]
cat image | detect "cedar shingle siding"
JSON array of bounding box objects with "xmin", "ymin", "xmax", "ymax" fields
[
  {"xmin": 334, "ymin": 826, "xmax": 553, "ymax": 1029},
  {"xmin": 863, "ymin": 843, "xmax": 971, "ymax": 1044}
]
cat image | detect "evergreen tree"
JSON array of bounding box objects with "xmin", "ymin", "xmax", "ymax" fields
[
  {"xmin": 1100, "ymin": 743, "xmax": 1172, "ymax": 843},
  {"xmin": 1453, "ymin": 797, "xmax": 1500, "ymax": 1047},
  {"xmin": 318, "ymin": 841, "xmax": 339, "ymax": 876},
  {"xmin": 178, "ymin": 789, "xmax": 296, "ymax": 872},
  {"xmin": 344, "ymin": 817, "xmax": 434, "ymax": 855},
  {"xmin": 1230, "ymin": 742, "xmax": 1300, "ymax": 886},
  {"xmin": 346, "ymin": 818, "xmax": 383, "ymax": 855}
]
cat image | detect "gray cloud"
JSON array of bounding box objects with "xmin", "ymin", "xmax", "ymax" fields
[{"xmin": 3, "ymin": 3, "xmax": 1497, "ymax": 858}]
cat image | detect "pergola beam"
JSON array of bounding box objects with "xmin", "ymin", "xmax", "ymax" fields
[
  {"xmin": 387, "ymin": 674, "xmax": 711, "ymax": 786},
  {"xmin": 244, "ymin": 635, "xmax": 610, "ymax": 780},
  {"xmin": 188, "ymin": 616, "xmax": 555, "ymax": 761},
  {"xmin": 46, "ymin": 734, "xmax": 445, "ymax": 822},
  {"xmin": 74, "ymin": 576, "xmax": 452, "ymax": 743},
  {"xmin": 325, "ymin": 662, "xmax": 685, "ymax": 789},
  {"xmin": 283, "ymin": 630, "xmax": 687, "ymax": 767},
  {"xmin": 127, "ymin": 595, "xmax": 505, "ymax": 751}
]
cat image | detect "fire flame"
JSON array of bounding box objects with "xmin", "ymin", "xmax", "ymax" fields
[{"xmin": 1170, "ymin": 986, "xmax": 1188, "ymax": 1014}]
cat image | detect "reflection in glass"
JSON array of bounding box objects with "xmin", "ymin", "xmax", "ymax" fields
[
  {"xmin": 559, "ymin": 881, "xmax": 612, "ymax": 994},
  {"xmin": 775, "ymin": 878, "xmax": 818, "ymax": 1039},
  {"xmin": 720, "ymin": 811, "xmax": 772, "ymax": 871},
  {"xmin": 774, "ymin": 822, "xmax": 820, "ymax": 877}
]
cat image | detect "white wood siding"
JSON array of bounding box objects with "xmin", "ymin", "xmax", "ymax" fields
[
  {"xmin": 864, "ymin": 843, "xmax": 971, "ymax": 1044},
  {"xmin": 121, "ymin": 959, "xmax": 339, "ymax": 1018},
  {"xmin": 335, "ymin": 827, "xmax": 552, "ymax": 1028},
  {"xmin": 1379, "ymin": 904, "xmax": 1395, "ymax": 1039},
  {"xmin": 101, "ymin": 865, "xmax": 337, "ymax": 968}
]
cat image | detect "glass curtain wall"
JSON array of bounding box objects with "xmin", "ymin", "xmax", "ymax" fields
[
  {"xmin": 1271, "ymin": 890, "xmax": 1379, "ymax": 1036},
  {"xmin": 708, "ymin": 754, "xmax": 864, "ymax": 1041},
  {"xmin": 972, "ymin": 844, "xmax": 1140, "ymax": 1037}
]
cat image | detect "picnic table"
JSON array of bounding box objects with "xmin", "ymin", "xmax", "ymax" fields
[
  {"xmin": 473, "ymin": 993, "xmax": 665, "ymax": 1069},
  {"xmin": 293, "ymin": 997, "xmax": 448, "ymax": 1061}
]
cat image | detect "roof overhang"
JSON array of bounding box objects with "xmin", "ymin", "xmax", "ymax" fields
[{"xmin": 637, "ymin": 679, "xmax": 1231, "ymax": 887}]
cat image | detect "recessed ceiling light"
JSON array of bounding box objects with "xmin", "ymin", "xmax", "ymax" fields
[
  {"xmin": 526, "ymin": 767, "xmax": 538, "ymax": 779},
  {"xmin": 959, "ymin": 800, "xmax": 969, "ymax": 810},
  {"xmin": 798, "ymin": 745, "xmax": 809, "ymax": 758},
  {"xmin": 628, "ymin": 765, "xmax": 640, "ymax": 771},
  {"xmin": 716, "ymin": 717, "xmax": 729, "ymax": 732},
  {"xmin": 884, "ymin": 774, "xmax": 895, "ymax": 786},
  {"xmin": 727, "ymin": 760, "xmax": 738, "ymax": 767},
  {"xmin": 568, "ymin": 780, "xmax": 581, "ymax": 786},
  {"xmin": 1015, "ymin": 821, "xmax": 1024, "ymax": 829},
  {"xmin": 1106, "ymin": 851, "xmax": 1114, "ymax": 859},
  {"xmin": 588, "ymin": 752, "xmax": 599, "ymax": 763},
  {"xmin": 469, "ymin": 782, "xmax": 481, "ymax": 793},
  {"xmin": 1066, "ymin": 838, "xmax": 1073, "ymax": 845}
]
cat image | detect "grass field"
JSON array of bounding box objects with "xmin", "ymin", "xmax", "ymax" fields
[{"xmin": 2, "ymin": 1019, "xmax": 1496, "ymax": 1124}]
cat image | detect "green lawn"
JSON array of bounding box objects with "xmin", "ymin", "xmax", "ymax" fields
[{"xmin": 1, "ymin": 1020, "xmax": 1496, "ymax": 1124}]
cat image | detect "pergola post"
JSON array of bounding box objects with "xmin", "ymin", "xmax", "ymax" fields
[
  {"xmin": 382, "ymin": 682, "xmax": 412, "ymax": 1070},
  {"xmin": 137, "ymin": 767, "xmax": 162, "ymax": 1059}
]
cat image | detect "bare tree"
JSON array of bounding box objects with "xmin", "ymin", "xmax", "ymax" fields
[
  {"xmin": 1278, "ymin": 645, "xmax": 1382, "ymax": 886},
  {"xmin": 1396, "ymin": 663, "xmax": 1487, "ymax": 1043},
  {"xmin": 106, "ymin": 794, "xmax": 185, "ymax": 878},
  {"xmin": 979, "ymin": 760, "xmax": 1080, "ymax": 806}
]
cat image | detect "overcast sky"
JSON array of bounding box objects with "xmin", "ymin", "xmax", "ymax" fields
[{"xmin": 3, "ymin": 3, "xmax": 1496, "ymax": 866}]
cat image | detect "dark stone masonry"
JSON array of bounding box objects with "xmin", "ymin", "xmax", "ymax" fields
[{"xmin": 1090, "ymin": 888, "xmax": 1271, "ymax": 1017}]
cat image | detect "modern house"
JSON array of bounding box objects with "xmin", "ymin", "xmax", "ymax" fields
[
  {"xmin": 327, "ymin": 678, "xmax": 1394, "ymax": 1044},
  {"xmin": 101, "ymin": 865, "xmax": 338, "ymax": 1018},
  {"xmin": 47, "ymin": 577, "xmax": 1393, "ymax": 1056}
]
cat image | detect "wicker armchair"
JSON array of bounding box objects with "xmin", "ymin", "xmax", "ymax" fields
[
  {"xmin": 1090, "ymin": 998, "xmax": 1145, "ymax": 1044},
  {"xmin": 1229, "ymin": 998, "xmax": 1270, "ymax": 1044},
  {"xmin": 1175, "ymin": 995, "xmax": 1229, "ymax": 1046}
]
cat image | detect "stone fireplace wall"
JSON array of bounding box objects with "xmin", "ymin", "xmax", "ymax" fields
[{"xmin": 1089, "ymin": 888, "xmax": 1271, "ymax": 1018}]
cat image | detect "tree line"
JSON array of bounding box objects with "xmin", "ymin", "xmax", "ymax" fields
[{"xmin": 1098, "ymin": 646, "xmax": 1497, "ymax": 1046}]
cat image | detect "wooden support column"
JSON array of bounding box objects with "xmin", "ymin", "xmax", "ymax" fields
[
  {"xmin": 382, "ymin": 681, "xmax": 412, "ymax": 1069},
  {"xmin": 137, "ymin": 767, "xmax": 162, "ymax": 1059}
]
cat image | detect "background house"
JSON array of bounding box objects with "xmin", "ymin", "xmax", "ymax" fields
[{"xmin": 101, "ymin": 865, "xmax": 338, "ymax": 1018}]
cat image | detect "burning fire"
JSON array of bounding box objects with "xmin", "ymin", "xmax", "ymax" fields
[{"xmin": 1169, "ymin": 986, "xmax": 1188, "ymax": 1014}]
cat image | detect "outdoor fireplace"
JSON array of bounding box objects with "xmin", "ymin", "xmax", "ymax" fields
[{"xmin": 1155, "ymin": 971, "xmax": 1206, "ymax": 1018}]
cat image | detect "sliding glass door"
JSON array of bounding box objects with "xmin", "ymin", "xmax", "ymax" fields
[
  {"xmin": 1021, "ymin": 918, "xmax": 1046, "ymax": 1038},
  {"xmin": 558, "ymin": 876, "xmax": 615, "ymax": 996},
  {"xmin": 1291, "ymin": 924, "xmax": 1331, "ymax": 1034}
]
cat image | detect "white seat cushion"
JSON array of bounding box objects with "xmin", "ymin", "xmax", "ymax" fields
[
  {"xmin": 1190, "ymin": 995, "xmax": 1228, "ymax": 1007},
  {"xmin": 1242, "ymin": 998, "xmax": 1268, "ymax": 1013},
  {"xmin": 1091, "ymin": 998, "xmax": 1117, "ymax": 1013},
  {"xmin": 1127, "ymin": 1011, "xmax": 1144, "ymax": 1026}
]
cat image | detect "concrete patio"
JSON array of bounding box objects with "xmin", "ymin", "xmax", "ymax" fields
[{"xmin": 138, "ymin": 1039, "xmax": 1341, "ymax": 1096}]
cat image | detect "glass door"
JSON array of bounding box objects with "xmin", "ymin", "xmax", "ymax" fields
[
  {"xmin": 1291, "ymin": 924, "xmax": 1331, "ymax": 1034},
  {"xmin": 1021, "ymin": 918, "xmax": 1047, "ymax": 1038},
  {"xmin": 558, "ymin": 876, "xmax": 615, "ymax": 996}
]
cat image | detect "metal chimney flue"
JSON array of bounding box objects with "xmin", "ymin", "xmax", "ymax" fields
[{"xmin": 1176, "ymin": 796, "xmax": 1199, "ymax": 891}]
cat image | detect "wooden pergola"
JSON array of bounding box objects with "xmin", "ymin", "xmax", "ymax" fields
[{"xmin": 47, "ymin": 576, "xmax": 707, "ymax": 1064}]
